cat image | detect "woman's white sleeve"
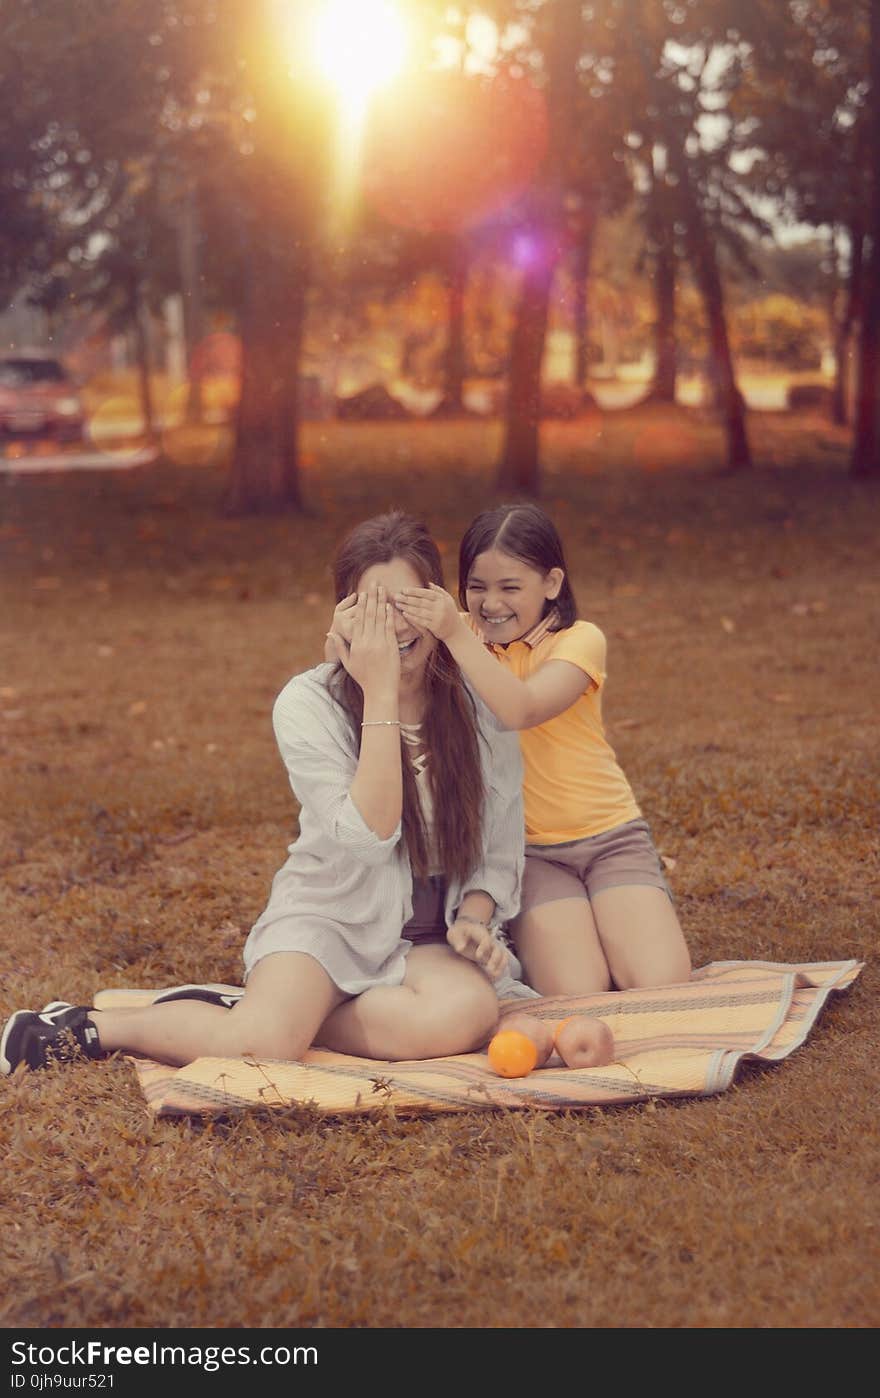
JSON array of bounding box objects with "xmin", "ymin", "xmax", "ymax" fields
[{"xmin": 272, "ymin": 687, "xmax": 402, "ymax": 866}]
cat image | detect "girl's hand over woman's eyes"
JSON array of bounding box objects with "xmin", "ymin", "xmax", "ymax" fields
[{"xmin": 396, "ymin": 582, "xmax": 462, "ymax": 641}]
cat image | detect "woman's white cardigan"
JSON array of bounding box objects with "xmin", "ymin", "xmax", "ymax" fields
[{"xmin": 243, "ymin": 663, "xmax": 528, "ymax": 996}]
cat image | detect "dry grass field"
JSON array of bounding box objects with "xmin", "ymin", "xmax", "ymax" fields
[{"xmin": 1, "ymin": 404, "xmax": 877, "ymax": 1331}]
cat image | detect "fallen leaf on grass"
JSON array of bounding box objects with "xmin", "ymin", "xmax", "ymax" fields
[{"xmin": 156, "ymin": 830, "xmax": 196, "ymax": 846}]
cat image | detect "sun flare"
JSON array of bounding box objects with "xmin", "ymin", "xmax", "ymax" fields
[
  {"xmin": 309, "ymin": 0, "xmax": 408, "ymax": 120},
  {"xmin": 289, "ymin": 0, "xmax": 410, "ymax": 219}
]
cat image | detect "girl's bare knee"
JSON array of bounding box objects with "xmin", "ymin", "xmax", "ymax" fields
[{"xmin": 533, "ymin": 964, "xmax": 612, "ymax": 997}]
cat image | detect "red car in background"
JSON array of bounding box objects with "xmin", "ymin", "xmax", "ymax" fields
[{"xmin": 0, "ymin": 353, "xmax": 85, "ymax": 443}]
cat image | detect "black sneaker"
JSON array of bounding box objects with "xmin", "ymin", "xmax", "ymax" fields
[
  {"xmin": 40, "ymin": 1001, "xmax": 81, "ymax": 1020},
  {"xmin": 152, "ymin": 983, "xmax": 243, "ymax": 1009},
  {"xmin": 1, "ymin": 1004, "xmax": 103, "ymax": 1074}
]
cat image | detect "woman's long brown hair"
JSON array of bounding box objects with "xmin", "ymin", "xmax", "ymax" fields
[{"xmin": 328, "ymin": 512, "xmax": 485, "ymax": 886}]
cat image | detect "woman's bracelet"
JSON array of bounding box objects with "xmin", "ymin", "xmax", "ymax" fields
[{"xmin": 361, "ymin": 719, "xmax": 401, "ymax": 727}]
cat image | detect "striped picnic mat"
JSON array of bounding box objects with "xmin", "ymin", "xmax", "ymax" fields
[{"xmin": 93, "ymin": 958, "xmax": 863, "ymax": 1119}]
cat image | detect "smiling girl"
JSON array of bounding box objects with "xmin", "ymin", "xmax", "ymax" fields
[{"xmin": 395, "ymin": 502, "xmax": 691, "ymax": 1003}]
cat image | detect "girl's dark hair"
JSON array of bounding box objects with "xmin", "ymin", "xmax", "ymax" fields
[
  {"xmin": 457, "ymin": 502, "xmax": 578, "ymax": 628},
  {"xmin": 329, "ymin": 512, "xmax": 485, "ymax": 885}
]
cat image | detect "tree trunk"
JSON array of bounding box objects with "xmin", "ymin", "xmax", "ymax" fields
[
  {"xmin": 851, "ymin": 0, "xmax": 880, "ymax": 479},
  {"xmin": 699, "ymin": 244, "xmax": 750, "ymax": 470},
  {"xmin": 279, "ymin": 272, "xmax": 308, "ymax": 503},
  {"xmin": 224, "ymin": 237, "xmax": 307, "ymax": 515},
  {"xmin": 678, "ymin": 169, "xmax": 750, "ymax": 470},
  {"xmin": 830, "ymin": 221, "xmax": 863, "ymax": 425},
  {"xmin": 627, "ymin": 4, "xmax": 742, "ymax": 455},
  {"xmin": 832, "ymin": 320, "xmax": 849, "ymax": 427},
  {"xmin": 131, "ymin": 277, "xmax": 156, "ymax": 445},
  {"xmin": 496, "ymin": 249, "xmax": 556, "ymax": 493},
  {"xmin": 436, "ymin": 239, "xmax": 467, "ymax": 415},
  {"xmin": 643, "ymin": 151, "xmax": 678, "ymax": 404},
  {"xmin": 851, "ymin": 249, "xmax": 880, "ymax": 476},
  {"xmin": 178, "ymin": 184, "xmax": 204, "ymax": 426},
  {"xmin": 496, "ymin": 0, "xmax": 582, "ymax": 493},
  {"xmin": 572, "ymin": 230, "xmax": 593, "ymax": 391},
  {"xmin": 651, "ymin": 225, "xmax": 677, "ymax": 402},
  {"xmin": 220, "ymin": 6, "xmax": 326, "ymax": 513}
]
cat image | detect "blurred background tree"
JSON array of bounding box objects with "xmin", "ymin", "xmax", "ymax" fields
[{"xmin": 2, "ymin": 0, "xmax": 876, "ymax": 509}]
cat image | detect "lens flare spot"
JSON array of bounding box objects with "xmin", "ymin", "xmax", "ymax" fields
[
  {"xmin": 161, "ymin": 385, "xmax": 227, "ymax": 466},
  {"xmin": 87, "ymin": 395, "xmax": 146, "ymax": 458},
  {"xmin": 364, "ymin": 68, "xmax": 549, "ymax": 233}
]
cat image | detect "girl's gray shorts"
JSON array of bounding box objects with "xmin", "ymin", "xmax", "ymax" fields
[{"xmin": 518, "ymin": 818, "xmax": 672, "ymax": 916}]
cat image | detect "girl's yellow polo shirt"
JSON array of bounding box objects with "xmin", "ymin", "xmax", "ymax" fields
[{"xmin": 484, "ymin": 615, "xmax": 641, "ymax": 844}]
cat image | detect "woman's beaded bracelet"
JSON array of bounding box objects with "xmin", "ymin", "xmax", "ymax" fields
[{"xmin": 361, "ymin": 719, "xmax": 401, "ymax": 727}]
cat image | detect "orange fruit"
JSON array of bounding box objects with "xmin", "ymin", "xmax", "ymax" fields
[{"xmin": 487, "ymin": 1029, "xmax": 538, "ymax": 1078}]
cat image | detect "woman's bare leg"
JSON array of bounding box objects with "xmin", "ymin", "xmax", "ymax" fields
[
  {"xmin": 318, "ymin": 944, "xmax": 499, "ymax": 1060},
  {"xmin": 91, "ymin": 953, "xmax": 346, "ymax": 1067}
]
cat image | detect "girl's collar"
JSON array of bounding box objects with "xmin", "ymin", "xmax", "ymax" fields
[{"xmin": 492, "ymin": 607, "xmax": 562, "ymax": 650}]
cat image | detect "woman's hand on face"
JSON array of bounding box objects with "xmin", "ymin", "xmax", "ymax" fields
[
  {"xmin": 396, "ymin": 582, "xmax": 462, "ymax": 642},
  {"xmin": 329, "ymin": 586, "xmax": 400, "ymax": 694},
  {"xmin": 325, "ymin": 592, "xmax": 357, "ymax": 663},
  {"xmin": 330, "ymin": 592, "xmax": 358, "ymax": 643},
  {"xmin": 446, "ymin": 919, "xmax": 509, "ymax": 982}
]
